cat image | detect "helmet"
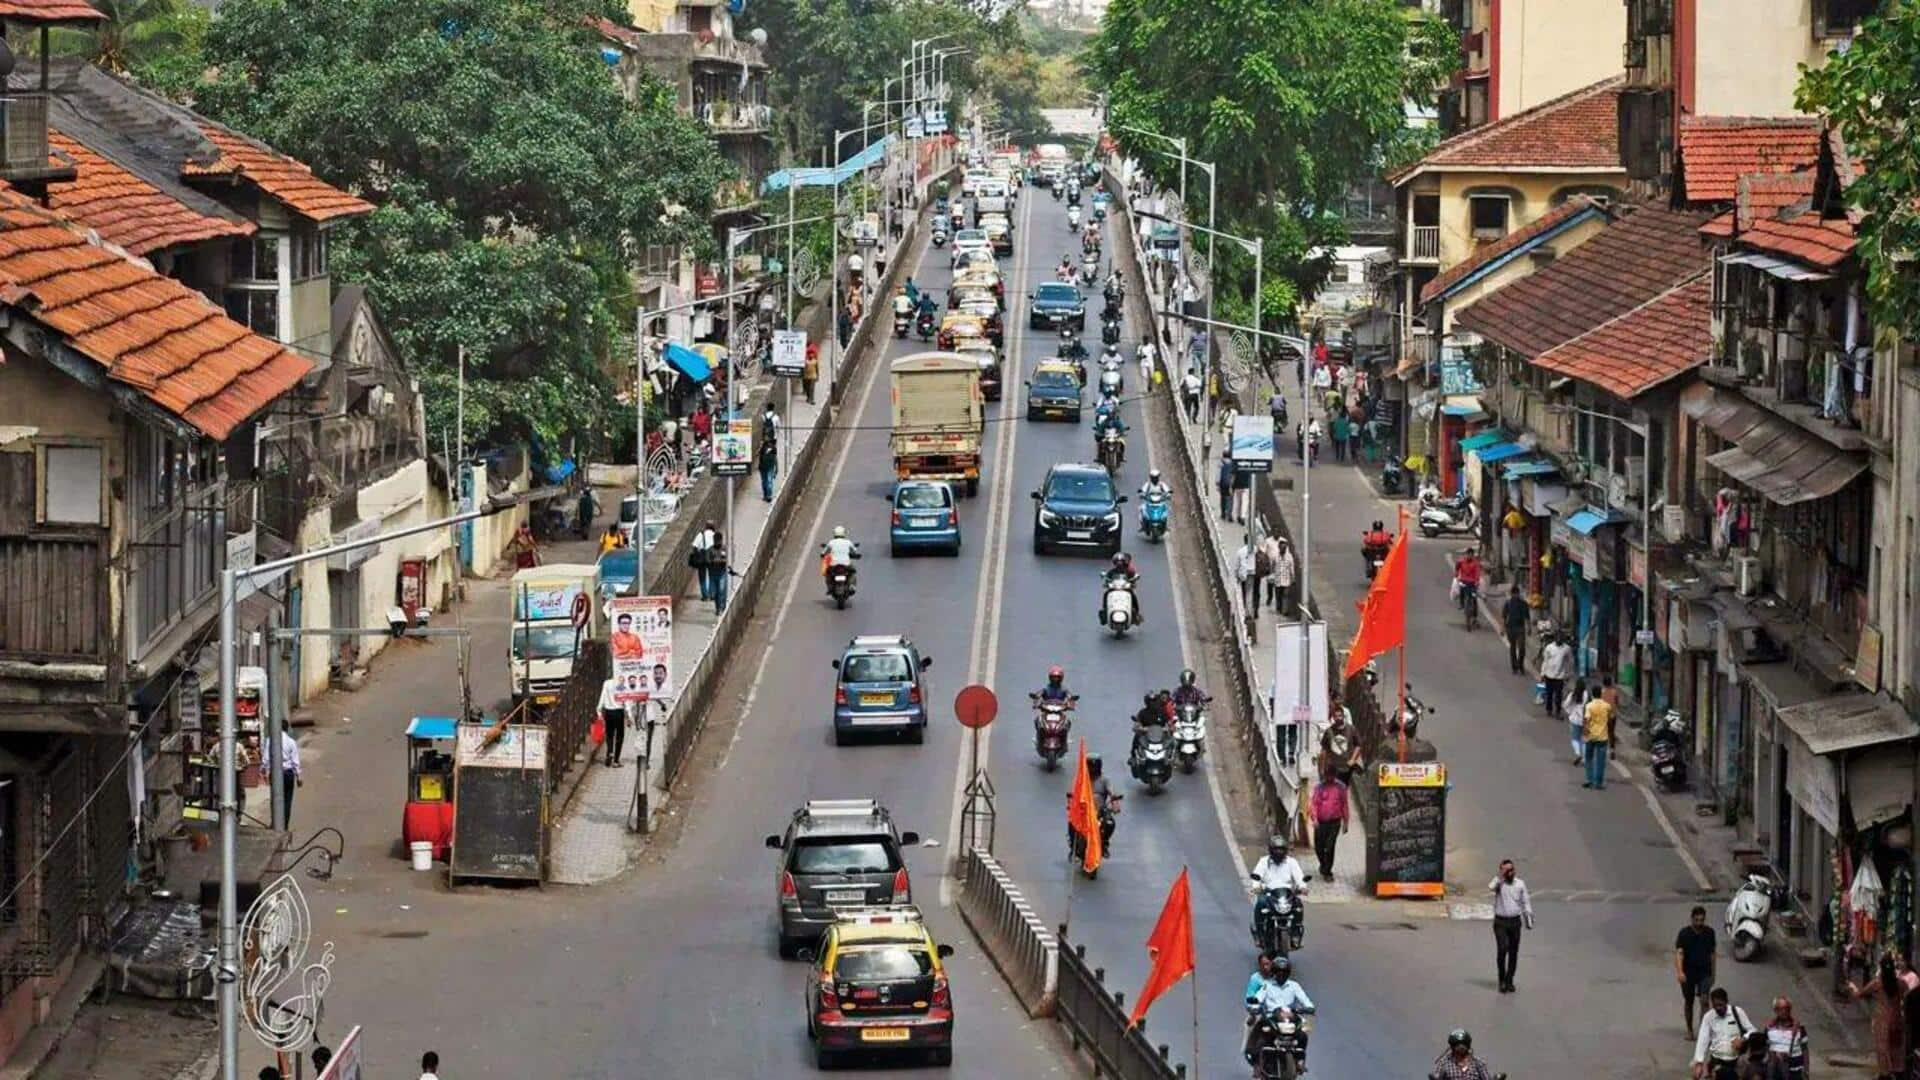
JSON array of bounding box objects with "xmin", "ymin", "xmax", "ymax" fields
[
  {"xmin": 1179, "ymin": 668, "xmax": 1197, "ymax": 688},
  {"xmin": 1268, "ymin": 834, "xmax": 1289, "ymax": 854},
  {"xmin": 1047, "ymin": 666, "xmax": 1065, "ymax": 684},
  {"xmin": 832, "ymin": 525, "xmax": 847, "ymax": 539},
  {"xmin": 1272, "ymin": 956, "xmax": 1293, "ymax": 981},
  {"xmin": 1111, "ymin": 552, "xmax": 1129, "ymax": 569},
  {"xmin": 1086, "ymin": 752, "xmax": 1103, "ymax": 777},
  {"xmin": 1371, "ymin": 520, "xmax": 1384, "ymax": 532},
  {"xmin": 1447, "ymin": 1029, "xmax": 1472, "ymax": 1050},
  {"xmin": 1148, "ymin": 469, "xmax": 1161, "ymax": 483}
]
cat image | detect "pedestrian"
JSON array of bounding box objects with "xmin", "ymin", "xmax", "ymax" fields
[
  {"xmin": 1234, "ymin": 538, "xmax": 1257, "ymax": 611},
  {"xmin": 708, "ymin": 529, "xmax": 731, "ymax": 615},
  {"xmin": 1540, "ymin": 633, "xmax": 1574, "ymax": 718},
  {"xmin": 600, "ymin": 521, "xmax": 624, "ymax": 555},
  {"xmin": 1489, "ymin": 858, "xmax": 1532, "ymax": 993},
  {"xmin": 1329, "ymin": 409, "xmax": 1349, "ymax": 462},
  {"xmin": 1218, "ymin": 403, "xmax": 1239, "ymax": 450},
  {"xmin": 1317, "ymin": 700, "xmax": 1360, "ymax": 786},
  {"xmin": 802, "ymin": 341, "xmax": 820, "ymax": 404},
  {"xmin": 1267, "ymin": 535, "xmax": 1294, "ymax": 615},
  {"xmin": 1216, "ymin": 453, "xmax": 1234, "ymax": 520},
  {"xmin": 837, "ymin": 306, "xmax": 853, "ymax": 347},
  {"xmin": 758, "ymin": 404, "xmax": 780, "ymax": 502},
  {"xmin": 691, "ymin": 401, "xmax": 713, "ymax": 449},
  {"xmin": 1182, "ymin": 368, "xmax": 1202, "ymax": 422},
  {"xmin": 1674, "ymin": 905, "xmax": 1717, "ymax": 1038},
  {"xmin": 1501, "ymin": 591, "xmax": 1530, "ymax": 674},
  {"xmin": 1255, "ymin": 533, "xmax": 1281, "ymax": 614},
  {"xmin": 1564, "ymin": 679, "xmax": 1591, "ymax": 765},
  {"xmin": 276, "ymin": 727, "xmax": 302, "ymax": 828},
  {"xmin": 1583, "ymin": 683, "xmax": 1615, "ymax": 789},
  {"xmin": 1309, "ymin": 767, "xmax": 1348, "ymax": 882},
  {"xmin": 690, "ymin": 521, "xmax": 716, "ymax": 601},
  {"xmin": 1759, "ymin": 997, "xmax": 1810, "ymax": 1077},
  {"xmin": 1230, "ymin": 464, "xmax": 1251, "ymax": 523},
  {"xmin": 311, "ymin": 1046, "xmax": 332, "ymax": 1073},
  {"xmin": 1139, "ymin": 340, "xmax": 1155, "ymax": 387},
  {"xmin": 597, "ymin": 675, "xmax": 626, "ymax": 767},
  {"xmin": 420, "ymin": 1050, "xmax": 441, "ymax": 1080},
  {"xmin": 1691, "ymin": 988, "xmax": 1755, "ymax": 1080},
  {"xmin": 1847, "ymin": 954, "xmax": 1907, "ymax": 1079}
]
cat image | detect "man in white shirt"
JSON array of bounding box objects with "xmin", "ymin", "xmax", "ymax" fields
[
  {"xmin": 1137, "ymin": 340, "xmax": 1156, "ymax": 387},
  {"xmin": 419, "ymin": 1050, "xmax": 441, "ymax": 1080},
  {"xmin": 1251, "ymin": 836, "xmax": 1309, "ymax": 893},
  {"xmin": 1539, "ymin": 633, "xmax": 1574, "ymax": 718},
  {"xmin": 1489, "ymin": 859, "xmax": 1533, "ymax": 993},
  {"xmin": 597, "ymin": 676, "xmax": 627, "ymax": 767},
  {"xmin": 276, "ymin": 729, "xmax": 302, "ymax": 828},
  {"xmin": 1234, "ymin": 540, "xmax": 1258, "ymax": 612},
  {"xmin": 1690, "ymin": 988, "xmax": 1754, "ymax": 1079}
]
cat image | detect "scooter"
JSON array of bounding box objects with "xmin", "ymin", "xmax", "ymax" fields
[
  {"xmin": 1251, "ymin": 885, "xmax": 1303, "ymax": 957},
  {"xmin": 1068, "ymin": 206, "xmax": 1083, "ymax": 230},
  {"xmin": 931, "ymin": 224, "xmax": 949, "ymax": 248},
  {"xmin": 1080, "ymin": 254, "xmax": 1100, "ymax": 287},
  {"xmin": 1419, "ymin": 497, "xmax": 1479, "ymax": 538},
  {"xmin": 823, "ymin": 553, "xmax": 861, "ymax": 609},
  {"xmin": 1139, "ymin": 490, "xmax": 1170, "ymax": 541},
  {"xmin": 1129, "ymin": 725, "xmax": 1173, "ymax": 793},
  {"xmin": 1029, "ymin": 691, "xmax": 1077, "ymax": 771},
  {"xmin": 1098, "ymin": 356, "xmax": 1123, "ymax": 399},
  {"xmin": 1099, "ymin": 571, "xmax": 1136, "ymax": 637},
  {"xmin": 1249, "ymin": 1006, "xmax": 1312, "ymax": 1080},
  {"xmin": 1097, "ymin": 426, "xmax": 1126, "ymax": 475},
  {"xmin": 1380, "ymin": 456, "xmax": 1405, "ymax": 495},
  {"xmin": 893, "ymin": 309, "xmax": 911, "ymax": 338},
  {"xmin": 1172, "ymin": 698, "xmax": 1207, "ymax": 773},
  {"xmin": 1647, "ymin": 708, "xmax": 1689, "ymax": 791},
  {"xmin": 1067, "ymin": 793, "xmax": 1120, "ymax": 876},
  {"xmin": 1726, "ymin": 871, "xmax": 1786, "ymax": 962},
  {"xmin": 1101, "ymin": 315, "xmax": 1122, "ymax": 347},
  {"xmin": 915, "ymin": 310, "xmax": 936, "ymax": 343}
]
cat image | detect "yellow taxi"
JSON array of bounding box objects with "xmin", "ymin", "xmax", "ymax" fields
[{"xmin": 804, "ymin": 906, "xmax": 955, "ymax": 1068}]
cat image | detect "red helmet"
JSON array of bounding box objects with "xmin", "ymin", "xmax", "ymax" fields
[{"xmin": 1047, "ymin": 666, "xmax": 1065, "ymax": 682}]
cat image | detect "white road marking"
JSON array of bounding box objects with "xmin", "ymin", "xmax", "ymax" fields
[{"xmin": 1636, "ymin": 780, "xmax": 1714, "ymax": 892}]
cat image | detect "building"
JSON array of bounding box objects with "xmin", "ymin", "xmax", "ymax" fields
[{"xmin": 1435, "ymin": 0, "xmax": 1623, "ymax": 132}]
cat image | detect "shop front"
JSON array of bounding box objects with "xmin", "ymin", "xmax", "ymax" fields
[{"xmin": 1550, "ymin": 504, "xmax": 1625, "ymax": 678}]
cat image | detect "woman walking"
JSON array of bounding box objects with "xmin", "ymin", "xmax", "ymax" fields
[
  {"xmin": 1563, "ymin": 679, "xmax": 1590, "ymax": 766},
  {"xmin": 1849, "ymin": 954, "xmax": 1908, "ymax": 1079}
]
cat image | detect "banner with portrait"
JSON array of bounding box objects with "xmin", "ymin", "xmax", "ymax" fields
[{"xmin": 608, "ymin": 595, "xmax": 675, "ymax": 705}]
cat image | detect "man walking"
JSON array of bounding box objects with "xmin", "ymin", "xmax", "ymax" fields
[
  {"xmin": 597, "ymin": 675, "xmax": 626, "ymax": 768},
  {"xmin": 1234, "ymin": 539, "xmax": 1257, "ymax": 612},
  {"xmin": 691, "ymin": 521, "xmax": 717, "ymax": 602},
  {"xmin": 1216, "ymin": 454, "xmax": 1235, "ymax": 520},
  {"xmin": 1583, "ymin": 685, "xmax": 1615, "ymax": 790},
  {"xmin": 1691, "ymin": 988, "xmax": 1754, "ymax": 1079},
  {"xmin": 1489, "ymin": 859, "xmax": 1532, "ymax": 993},
  {"xmin": 1676, "ymin": 905, "xmax": 1718, "ymax": 1038},
  {"xmin": 276, "ymin": 727, "xmax": 302, "ymax": 829},
  {"xmin": 758, "ymin": 404, "xmax": 780, "ymax": 502},
  {"xmin": 1182, "ymin": 367, "xmax": 1203, "ymax": 422},
  {"xmin": 1309, "ymin": 767, "xmax": 1348, "ymax": 882},
  {"xmin": 1501, "ymin": 591, "xmax": 1531, "ymax": 674},
  {"xmin": 1269, "ymin": 535, "xmax": 1295, "ymax": 615},
  {"xmin": 1255, "ymin": 533, "xmax": 1281, "ymax": 614},
  {"xmin": 1540, "ymin": 633, "xmax": 1573, "ymax": 718}
]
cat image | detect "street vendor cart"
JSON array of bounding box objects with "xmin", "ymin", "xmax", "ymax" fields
[{"xmin": 402, "ymin": 715, "xmax": 460, "ymax": 860}]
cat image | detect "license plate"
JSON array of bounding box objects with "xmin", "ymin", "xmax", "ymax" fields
[
  {"xmin": 860, "ymin": 1028, "xmax": 911, "ymax": 1043},
  {"xmin": 1066, "ymin": 530, "xmax": 1092, "ymax": 540},
  {"xmin": 534, "ymin": 695, "xmax": 557, "ymax": 705},
  {"xmin": 912, "ymin": 516, "xmax": 941, "ymax": 527},
  {"xmin": 860, "ymin": 692, "xmax": 894, "ymax": 706},
  {"xmin": 826, "ymin": 889, "xmax": 866, "ymax": 904}
]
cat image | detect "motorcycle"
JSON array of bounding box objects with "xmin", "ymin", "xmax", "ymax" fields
[
  {"xmin": 1080, "ymin": 254, "xmax": 1100, "ymax": 287},
  {"xmin": 915, "ymin": 310, "xmax": 936, "ymax": 343},
  {"xmin": 1647, "ymin": 708, "xmax": 1688, "ymax": 791},
  {"xmin": 1099, "ymin": 571, "xmax": 1137, "ymax": 637},
  {"xmin": 1067, "ymin": 793, "xmax": 1120, "ymax": 877},
  {"xmin": 1419, "ymin": 497, "xmax": 1479, "ymax": 538},
  {"xmin": 1130, "ymin": 725, "xmax": 1173, "ymax": 793},
  {"xmin": 1380, "ymin": 456, "xmax": 1405, "ymax": 495},
  {"xmin": 1173, "ymin": 699, "xmax": 1207, "ymax": 773},
  {"xmin": 1249, "ymin": 1007, "xmax": 1312, "ymax": 1080},
  {"xmin": 1726, "ymin": 870, "xmax": 1786, "ymax": 962},
  {"xmin": 1362, "ymin": 535, "xmax": 1389, "ymax": 581},
  {"xmin": 1251, "ymin": 885, "xmax": 1304, "ymax": 957},
  {"xmin": 1068, "ymin": 206, "xmax": 1083, "ymax": 230},
  {"xmin": 1029, "ymin": 691, "xmax": 1077, "ymax": 771},
  {"xmin": 1097, "ymin": 426, "xmax": 1126, "ymax": 475},
  {"xmin": 932, "ymin": 225, "xmax": 949, "ymax": 248},
  {"xmin": 824, "ymin": 555, "xmax": 861, "ymax": 609},
  {"xmin": 1101, "ymin": 315, "xmax": 1122, "ymax": 347},
  {"xmin": 893, "ymin": 309, "xmax": 911, "ymax": 339},
  {"xmin": 1139, "ymin": 490, "xmax": 1170, "ymax": 541}
]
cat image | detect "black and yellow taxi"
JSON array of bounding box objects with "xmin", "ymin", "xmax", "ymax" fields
[{"xmin": 805, "ymin": 905, "xmax": 955, "ymax": 1069}]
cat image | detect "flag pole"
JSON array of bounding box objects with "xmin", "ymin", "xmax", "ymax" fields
[
  {"xmin": 1189, "ymin": 932, "xmax": 1200, "ymax": 1080},
  {"xmin": 1397, "ymin": 503, "xmax": 1409, "ymax": 765}
]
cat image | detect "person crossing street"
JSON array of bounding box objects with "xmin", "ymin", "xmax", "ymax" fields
[{"xmin": 1489, "ymin": 859, "xmax": 1532, "ymax": 993}]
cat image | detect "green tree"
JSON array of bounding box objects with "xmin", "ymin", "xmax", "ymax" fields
[
  {"xmin": 1797, "ymin": 1, "xmax": 1920, "ymax": 341},
  {"xmin": 52, "ymin": 0, "xmax": 198, "ymax": 76},
  {"xmin": 1089, "ymin": 0, "xmax": 1455, "ymax": 315},
  {"xmin": 196, "ymin": 0, "xmax": 728, "ymax": 448}
]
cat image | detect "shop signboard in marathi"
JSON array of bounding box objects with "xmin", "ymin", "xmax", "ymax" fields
[
  {"xmin": 1439, "ymin": 353, "xmax": 1481, "ymax": 396},
  {"xmin": 712, "ymin": 418, "xmax": 753, "ymax": 477},
  {"xmin": 1371, "ymin": 761, "xmax": 1447, "ymax": 899},
  {"xmin": 771, "ymin": 329, "xmax": 807, "ymax": 377},
  {"xmin": 608, "ymin": 595, "xmax": 674, "ymax": 705}
]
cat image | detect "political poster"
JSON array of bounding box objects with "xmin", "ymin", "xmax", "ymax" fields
[
  {"xmin": 609, "ymin": 595, "xmax": 674, "ymax": 705},
  {"xmin": 771, "ymin": 329, "xmax": 807, "ymax": 377},
  {"xmin": 712, "ymin": 418, "xmax": 753, "ymax": 477}
]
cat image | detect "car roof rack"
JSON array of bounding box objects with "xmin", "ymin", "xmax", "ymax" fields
[
  {"xmin": 799, "ymin": 798, "xmax": 888, "ymax": 822},
  {"xmin": 833, "ymin": 904, "xmax": 925, "ymax": 926},
  {"xmin": 849, "ymin": 634, "xmax": 909, "ymax": 649}
]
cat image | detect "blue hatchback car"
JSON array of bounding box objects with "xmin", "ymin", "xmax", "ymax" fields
[
  {"xmin": 831, "ymin": 635, "xmax": 933, "ymax": 745},
  {"xmin": 889, "ymin": 480, "xmax": 961, "ymax": 556}
]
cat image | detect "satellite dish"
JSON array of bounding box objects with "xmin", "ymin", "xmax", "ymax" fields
[
  {"xmin": 0, "ymin": 39, "xmax": 16, "ymax": 82},
  {"xmin": 747, "ymin": 27, "xmax": 767, "ymax": 47}
]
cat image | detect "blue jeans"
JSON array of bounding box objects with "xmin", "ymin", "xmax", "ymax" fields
[
  {"xmin": 1568, "ymin": 719, "xmax": 1584, "ymax": 762},
  {"xmin": 760, "ymin": 460, "xmax": 776, "ymax": 501},
  {"xmin": 1584, "ymin": 741, "xmax": 1609, "ymax": 788},
  {"xmin": 712, "ymin": 568, "xmax": 730, "ymax": 613},
  {"xmin": 697, "ymin": 560, "xmax": 713, "ymax": 601}
]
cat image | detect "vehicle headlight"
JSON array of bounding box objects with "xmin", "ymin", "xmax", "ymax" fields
[
  {"xmin": 1038, "ymin": 507, "xmax": 1059, "ymax": 526},
  {"xmin": 1104, "ymin": 511, "xmax": 1122, "ymax": 526}
]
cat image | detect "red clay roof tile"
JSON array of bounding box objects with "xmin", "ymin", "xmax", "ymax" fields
[
  {"xmin": 1677, "ymin": 116, "xmax": 1822, "ymax": 203},
  {"xmin": 1735, "ymin": 170, "xmax": 1815, "ymax": 232},
  {"xmin": 0, "ymin": 195, "xmax": 308, "ymax": 438},
  {"xmin": 185, "ymin": 123, "xmax": 373, "ymax": 223},
  {"xmin": 1738, "ymin": 211, "xmax": 1856, "ymax": 269},
  {"xmin": 1533, "ymin": 274, "xmax": 1713, "ymax": 399},
  {"xmin": 1390, "ymin": 77, "xmax": 1624, "ymax": 184},
  {"xmin": 0, "ymin": 0, "xmax": 102, "ymax": 21},
  {"xmin": 1701, "ymin": 211, "xmax": 1735, "ymax": 238},
  {"xmin": 1419, "ymin": 197, "xmax": 1608, "ymax": 306},
  {"xmin": 44, "ymin": 130, "xmax": 255, "ymax": 256},
  {"xmin": 1453, "ymin": 204, "xmax": 1714, "ymax": 359}
]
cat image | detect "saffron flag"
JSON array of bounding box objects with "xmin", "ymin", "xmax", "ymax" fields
[
  {"xmin": 1127, "ymin": 868, "xmax": 1195, "ymax": 1028},
  {"xmin": 1343, "ymin": 526, "xmax": 1409, "ymax": 679},
  {"xmin": 1068, "ymin": 739, "xmax": 1103, "ymax": 874}
]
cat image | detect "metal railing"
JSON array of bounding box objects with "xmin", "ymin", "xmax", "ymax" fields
[
  {"xmin": 1055, "ymin": 929, "xmax": 1188, "ymax": 1080},
  {"xmin": 1409, "ymin": 224, "xmax": 1440, "ymax": 261},
  {"xmin": 954, "ymin": 848, "xmax": 1057, "ymax": 1016}
]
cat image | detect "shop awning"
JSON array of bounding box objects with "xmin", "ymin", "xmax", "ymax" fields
[
  {"xmin": 1565, "ymin": 507, "xmax": 1615, "ymax": 535},
  {"xmin": 1473, "ymin": 442, "xmax": 1529, "ymax": 464},
  {"xmin": 1502, "ymin": 458, "xmax": 1559, "ymax": 479},
  {"xmin": 1458, "ymin": 430, "xmax": 1508, "ymax": 452},
  {"xmin": 1720, "ymin": 251, "xmax": 1832, "ymax": 283},
  {"xmin": 1684, "ymin": 389, "xmax": 1867, "ymax": 506},
  {"xmin": 1775, "ymin": 694, "xmax": 1919, "ymax": 756},
  {"xmin": 1442, "ymin": 397, "xmax": 1486, "ymax": 418}
]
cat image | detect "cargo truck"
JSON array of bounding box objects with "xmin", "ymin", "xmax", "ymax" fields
[
  {"xmin": 890, "ymin": 352, "xmax": 985, "ymax": 497},
  {"xmin": 508, "ymin": 563, "xmax": 603, "ymax": 712}
]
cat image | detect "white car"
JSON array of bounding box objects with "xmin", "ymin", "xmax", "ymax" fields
[
  {"xmin": 950, "ymin": 228, "xmax": 991, "ymax": 268},
  {"xmin": 961, "ymin": 170, "xmax": 990, "ymax": 198}
]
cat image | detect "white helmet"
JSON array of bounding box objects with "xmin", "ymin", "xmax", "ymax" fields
[{"xmin": 832, "ymin": 525, "xmax": 848, "ymax": 539}]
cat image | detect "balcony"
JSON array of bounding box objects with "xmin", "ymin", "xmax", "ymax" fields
[
  {"xmin": 698, "ymin": 100, "xmax": 771, "ymax": 134},
  {"xmin": 711, "ymin": 179, "xmax": 759, "ymax": 219},
  {"xmin": 1407, "ymin": 225, "xmax": 1440, "ymax": 263}
]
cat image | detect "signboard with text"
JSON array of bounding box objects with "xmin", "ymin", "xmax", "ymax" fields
[
  {"xmin": 712, "ymin": 419, "xmax": 753, "ymax": 477},
  {"xmin": 1370, "ymin": 761, "xmax": 1447, "ymax": 899},
  {"xmin": 771, "ymin": 329, "xmax": 807, "ymax": 378},
  {"xmin": 608, "ymin": 595, "xmax": 674, "ymax": 705},
  {"xmin": 1230, "ymin": 416, "xmax": 1275, "ymax": 474}
]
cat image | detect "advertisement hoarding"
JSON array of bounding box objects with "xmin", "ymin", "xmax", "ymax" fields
[{"xmin": 609, "ymin": 595, "xmax": 674, "ymax": 705}]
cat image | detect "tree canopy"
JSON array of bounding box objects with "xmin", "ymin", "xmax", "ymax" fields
[
  {"xmin": 194, "ymin": 0, "xmax": 729, "ymax": 447},
  {"xmin": 1089, "ymin": 0, "xmax": 1455, "ymax": 322},
  {"xmin": 1797, "ymin": 0, "xmax": 1920, "ymax": 342}
]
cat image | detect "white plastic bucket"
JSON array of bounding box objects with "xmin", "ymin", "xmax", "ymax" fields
[{"xmin": 409, "ymin": 841, "xmax": 434, "ymax": 871}]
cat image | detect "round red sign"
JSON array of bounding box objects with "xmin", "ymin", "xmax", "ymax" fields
[{"xmin": 953, "ymin": 684, "xmax": 998, "ymax": 730}]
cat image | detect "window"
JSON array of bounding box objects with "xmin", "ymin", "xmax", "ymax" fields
[
  {"xmin": 1329, "ymin": 262, "xmax": 1351, "ymax": 284},
  {"xmin": 226, "ymin": 235, "xmax": 282, "ymax": 338},
  {"xmin": 223, "ymin": 289, "xmax": 279, "ymax": 339},
  {"xmin": 290, "ymin": 230, "xmax": 327, "ymax": 281},
  {"xmin": 38, "ymin": 444, "xmax": 101, "ymax": 526},
  {"xmin": 1814, "ymin": 0, "xmax": 1881, "ymax": 38},
  {"xmin": 228, "ymin": 236, "xmax": 280, "ymax": 283},
  {"xmin": 1468, "ymin": 196, "xmax": 1509, "ymax": 240}
]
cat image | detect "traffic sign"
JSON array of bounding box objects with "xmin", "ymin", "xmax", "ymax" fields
[
  {"xmin": 571, "ymin": 592, "xmax": 590, "ymax": 630},
  {"xmin": 954, "ymin": 684, "xmax": 998, "ymax": 729}
]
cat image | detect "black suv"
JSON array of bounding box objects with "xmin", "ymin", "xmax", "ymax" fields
[
  {"xmin": 766, "ymin": 799, "xmax": 921, "ymax": 958},
  {"xmin": 1030, "ymin": 463, "xmax": 1126, "ymax": 556}
]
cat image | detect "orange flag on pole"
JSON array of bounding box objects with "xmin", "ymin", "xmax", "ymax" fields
[
  {"xmin": 1127, "ymin": 868, "xmax": 1195, "ymax": 1028},
  {"xmin": 1067, "ymin": 739, "xmax": 1103, "ymax": 874},
  {"xmin": 1343, "ymin": 525, "xmax": 1409, "ymax": 679}
]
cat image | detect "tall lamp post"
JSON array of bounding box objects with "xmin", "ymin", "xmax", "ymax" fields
[{"xmin": 1115, "ymin": 125, "xmax": 1219, "ymax": 451}]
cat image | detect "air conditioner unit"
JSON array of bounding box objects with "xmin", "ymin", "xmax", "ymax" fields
[
  {"xmin": 1606, "ymin": 473, "xmax": 1630, "ymax": 507},
  {"xmin": 1734, "ymin": 555, "xmax": 1763, "ymax": 597},
  {"xmin": 1623, "ymin": 458, "xmax": 1645, "ymax": 497}
]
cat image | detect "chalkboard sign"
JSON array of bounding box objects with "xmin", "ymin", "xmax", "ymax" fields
[
  {"xmin": 450, "ymin": 723, "xmax": 549, "ymax": 884},
  {"xmin": 1369, "ymin": 762, "xmax": 1446, "ymax": 899}
]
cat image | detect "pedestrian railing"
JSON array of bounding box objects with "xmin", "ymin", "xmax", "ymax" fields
[
  {"xmin": 1054, "ymin": 928, "xmax": 1189, "ymax": 1080},
  {"xmin": 954, "ymin": 847, "xmax": 1058, "ymax": 1017}
]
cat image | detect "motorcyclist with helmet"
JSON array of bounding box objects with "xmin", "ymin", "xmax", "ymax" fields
[
  {"xmin": 1067, "ymin": 752, "xmax": 1119, "ymax": 856},
  {"xmin": 819, "ymin": 524, "xmax": 862, "ymax": 593},
  {"xmin": 1104, "ymin": 551, "xmax": 1142, "ymax": 627},
  {"xmin": 1129, "ymin": 690, "xmax": 1172, "ymax": 769},
  {"xmin": 1037, "ymin": 665, "xmax": 1073, "ymax": 702},
  {"xmin": 1171, "ymin": 667, "xmax": 1208, "ymax": 711},
  {"xmin": 1430, "ymin": 1029, "xmax": 1499, "ymax": 1080},
  {"xmin": 1249, "ymin": 834, "xmax": 1309, "ymax": 956},
  {"xmin": 1243, "ymin": 953, "xmax": 1314, "ymax": 1072},
  {"xmin": 1140, "ymin": 469, "xmax": 1171, "ymax": 503},
  {"xmin": 1362, "ymin": 518, "xmax": 1392, "ymax": 577}
]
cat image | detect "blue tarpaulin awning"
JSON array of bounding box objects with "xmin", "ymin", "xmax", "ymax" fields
[
  {"xmin": 1458, "ymin": 430, "xmax": 1508, "ymax": 452},
  {"xmin": 1566, "ymin": 508, "xmax": 1612, "ymax": 535},
  {"xmin": 664, "ymin": 342, "xmax": 713, "ymax": 381},
  {"xmin": 1502, "ymin": 458, "xmax": 1559, "ymax": 480},
  {"xmin": 406, "ymin": 716, "xmax": 460, "ymax": 741},
  {"xmin": 762, "ymin": 136, "xmax": 895, "ymax": 194},
  {"xmin": 1472, "ymin": 442, "xmax": 1528, "ymax": 464}
]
